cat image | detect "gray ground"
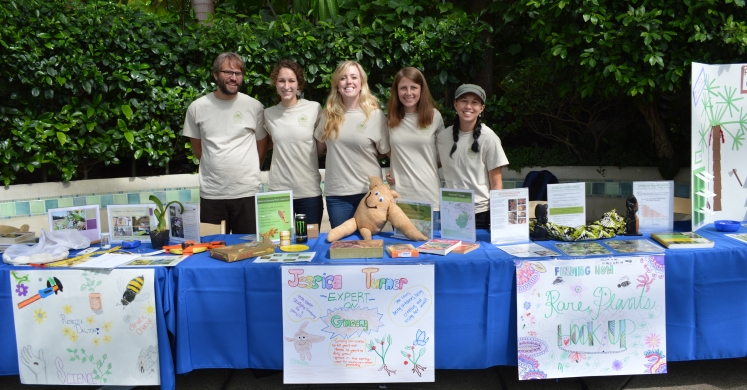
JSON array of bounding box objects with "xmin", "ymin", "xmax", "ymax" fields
[{"xmin": 2, "ymin": 358, "xmax": 747, "ymax": 390}]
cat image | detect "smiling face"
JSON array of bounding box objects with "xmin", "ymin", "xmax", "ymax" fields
[
  {"xmin": 453, "ymin": 92, "xmax": 485, "ymax": 131},
  {"xmin": 276, "ymin": 67, "xmax": 299, "ymax": 107},
  {"xmin": 213, "ymin": 58, "xmax": 243, "ymax": 100},
  {"xmin": 337, "ymin": 64, "xmax": 362, "ymax": 108},
  {"xmin": 398, "ymin": 77, "xmax": 421, "ymax": 114}
]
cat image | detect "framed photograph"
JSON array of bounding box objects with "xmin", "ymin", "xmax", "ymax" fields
[
  {"xmin": 47, "ymin": 205, "xmax": 101, "ymax": 242},
  {"xmin": 106, "ymin": 204, "xmax": 157, "ymax": 242}
]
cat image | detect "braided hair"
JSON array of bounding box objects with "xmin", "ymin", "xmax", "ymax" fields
[{"xmin": 449, "ymin": 114, "xmax": 483, "ymax": 158}]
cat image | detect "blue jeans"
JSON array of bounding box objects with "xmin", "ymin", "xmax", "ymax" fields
[
  {"xmin": 326, "ymin": 193, "xmax": 366, "ymax": 229},
  {"xmin": 293, "ymin": 195, "xmax": 324, "ymax": 225}
]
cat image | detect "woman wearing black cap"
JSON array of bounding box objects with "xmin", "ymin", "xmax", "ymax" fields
[{"xmin": 436, "ymin": 84, "xmax": 509, "ymax": 229}]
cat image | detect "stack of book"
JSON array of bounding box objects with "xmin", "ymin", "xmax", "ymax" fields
[
  {"xmin": 386, "ymin": 244, "xmax": 419, "ymax": 258},
  {"xmin": 330, "ymin": 240, "xmax": 384, "ymax": 259},
  {"xmin": 417, "ymin": 239, "xmax": 462, "ymax": 255},
  {"xmin": 650, "ymin": 232, "xmax": 714, "ymax": 249}
]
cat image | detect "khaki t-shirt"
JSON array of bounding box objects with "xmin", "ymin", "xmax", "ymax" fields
[
  {"xmin": 389, "ymin": 110, "xmax": 445, "ymax": 210},
  {"xmin": 264, "ymin": 99, "xmax": 323, "ymax": 199},
  {"xmin": 436, "ymin": 124, "xmax": 509, "ymax": 213},
  {"xmin": 181, "ymin": 92, "xmax": 266, "ymax": 199},
  {"xmin": 314, "ymin": 109, "xmax": 390, "ymax": 196}
]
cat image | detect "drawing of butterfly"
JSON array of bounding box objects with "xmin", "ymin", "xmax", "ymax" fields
[{"xmin": 414, "ymin": 329, "xmax": 429, "ymax": 346}]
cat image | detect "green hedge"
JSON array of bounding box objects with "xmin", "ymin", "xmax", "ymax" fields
[{"xmin": 0, "ymin": 0, "xmax": 490, "ymax": 185}]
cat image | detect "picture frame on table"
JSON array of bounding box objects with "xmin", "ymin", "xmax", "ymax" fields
[
  {"xmin": 47, "ymin": 204, "xmax": 101, "ymax": 242},
  {"xmin": 106, "ymin": 204, "xmax": 157, "ymax": 242}
]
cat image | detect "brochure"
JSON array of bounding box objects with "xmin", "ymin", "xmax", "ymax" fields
[
  {"xmin": 393, "ymin": 199, "xmax": 434, "ymax": 240},
  {"xmin": 169, "ymin": 203, "xmax": 200, "ymax": 243},
  {"xmin": 254, "ymin": 252, "xmax": 316, "ymax": 263},
  {"xmin": 603, "ymin": 239, "xmax": 665, "ymax": 253},
  {"xmin": 255, "ymin": 191, "xmax": 293, "ymax": 243},
  {"xmin": 440, "ymin": 188, "xmax": 476, "ymax": 242},
  {"xmin": 489, "ymin": 188, "xmax": 529, "ymax": 244},
  {"xmin": 496, "ymin": 243, "xmax": 561, "ymax": 258},
  {"xmin": 547, "ymin": 182, "xmax": 586, "ymax": 227},
  {"xmin": 633, "ymin": 181, "xmax": 674, "ymax": 233},
  {"xmin": 120, "ymin": 255, "xmax": 188, "ymax": 267},
  {"xmin": 555, "ymin": 242, "xmax": 613, "ymax": 257}
]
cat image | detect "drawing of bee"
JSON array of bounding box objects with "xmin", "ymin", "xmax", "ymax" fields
[
  {"xmin": 618, "ymin": 276, "xmax": 631, "ymax": 288},
  {"xmin": 118, "ymin": 275, "xmax": 150, "ymax": 308},
  {"xmin": 553, "ymin": 277, "xmax": 564, "ymax": 285}
]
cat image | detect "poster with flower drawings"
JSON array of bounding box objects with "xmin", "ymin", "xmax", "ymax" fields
[
  {"xmin": 515, "ymin": 256, "xmax": 666, "ymax": 380},
  {"xmin": 281, "ymin": 264, "xmax": 434, "ymax": 384},
  {"xmin": 9, "ymin": 269, "xmax": 159, "ymax": 386}
]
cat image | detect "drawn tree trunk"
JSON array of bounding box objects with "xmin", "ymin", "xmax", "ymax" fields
[{"xmin": 711, "ymin": 125, "xmax": 723, "ymax": 211}]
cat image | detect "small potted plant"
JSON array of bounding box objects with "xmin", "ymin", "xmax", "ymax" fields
[{"xmin": 149, "ymin": 195, "xmax": 184, "ymax": 249}]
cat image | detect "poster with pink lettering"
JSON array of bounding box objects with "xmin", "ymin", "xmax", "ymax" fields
[
  {"xmin": 10, "ymin": 269, "xmax": 159, "ymax": 386},
  {"xmin": 515, "ymin": 256, "xmax": 666, "ymax": 380},
  {"xmin": 281, "ymin": 264, "xmax": 435, "ymax": 384}
]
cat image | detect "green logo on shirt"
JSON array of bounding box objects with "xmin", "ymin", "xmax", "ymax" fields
[
  {"xmin": 467, "ymin": 147, "xmax": 478, "ymax": 159},
  {"xmin": 419, "ymin": 126, "xmax": 429, "ymax": 135},
  {"xmin": 298, "ymin": 114, "xmax": 308, "ymax": 127},
  {"xmin": 356, "ymin": 122, "xmax": 367, "ymax": 133},
  {"xmin": 233, "ymin": 111, "xmax": 244, "ymax": 124}
]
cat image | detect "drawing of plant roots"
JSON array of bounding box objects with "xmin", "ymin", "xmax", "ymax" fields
[
  {"xmin": 402, "ymin": 344, "xmax": 427, "ymax": 376},
  {"xmin": 66, "ymin": 348, "xmax": 112, "ymax": 384},
  {"xmin": 367, "ymin": 334, "xmax": 396, "ymax": 376}
]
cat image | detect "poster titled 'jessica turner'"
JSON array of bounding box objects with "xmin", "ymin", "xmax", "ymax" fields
[{"xmin": 515, "ymin": 256, "xmax": 666, "ymax": 380}]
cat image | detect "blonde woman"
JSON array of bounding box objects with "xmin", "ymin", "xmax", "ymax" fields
[
  {"xmin": 264, "ymin": 60, "xmax": 324, "ymax": 224},
  {"xmin": 385, "ymin": 67, "xmax": 444, "ymax": 230},
  {"xmin": 314, "ymin": 61, "xmax": 390, "ymax": 229}
]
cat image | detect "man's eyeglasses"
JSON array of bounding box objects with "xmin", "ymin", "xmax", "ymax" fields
[{"xmin": 220, "ymin": 70, "xmax": 243, "ymax": 77}]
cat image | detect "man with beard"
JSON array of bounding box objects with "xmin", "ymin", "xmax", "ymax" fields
[{"xmin": 182, "ymin": 52, "xmax": 268, "ymax": 233}]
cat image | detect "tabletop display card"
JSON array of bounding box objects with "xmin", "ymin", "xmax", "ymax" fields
[
  {"xmin": 281, "ymin": 264, "xmax": 435, "ymax": 384},
  {"xmin": 10, "ymin": 269, "xmax": 160, "ymax": 386},
  {"xmin": 633, "ymin": 181, "xmax": 674, "ymax": 233},
  {"xmin": 107, "ymin": 204, "xmax": 157, "ymax": 242},
  {"xmin": 490, "ymin": 188, "xmax": 529, "ymax": 244},
  {"xmin": 515, "ymin": 256, "xmax": 666, "ymax": 379},
  {"xmin": 168, "ymin": 203, "xmax": 200, "ymax": 244},
  {"xmin": 48, "ymin": 205, "xmax": 102, "ymax": 243},
  {"xmin": 255, "ymin": 191, "xmax": 293, "ymax": 243},
  {"xmin": 439, "ymin": 189, "xmax": 476, "ymax": 243},
  {"xmin": 392, "ymin": 200, "xmax": 433, "ymax": 240},
  {"xmin": 547, "ymin": 182, "xmax": 586, "ymax": 227}
]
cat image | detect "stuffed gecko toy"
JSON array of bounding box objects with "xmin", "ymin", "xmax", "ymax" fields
[{"xmin": 327, "ymin": 176, "xmax": 428, "ymax": 242}]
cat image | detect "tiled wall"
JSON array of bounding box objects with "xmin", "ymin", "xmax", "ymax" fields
[{"xmin": 501, "ymin": 179, "xmax": 690, "ymax": 199}]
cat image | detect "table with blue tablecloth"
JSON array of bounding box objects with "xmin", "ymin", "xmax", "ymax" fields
[
  {"xmin": 167, "ymin": 223, "xmax": 747, "ymax": 375},
  {"xmin": 0, "ymin": 255, "xmax": 177, "ymax": 390}
]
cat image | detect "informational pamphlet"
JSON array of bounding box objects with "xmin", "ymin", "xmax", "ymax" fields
[
  {"xmin": 107, "ymin": 204, "xmax": 156, "ymax": 242},
  {"xmin": 490, "ymin": 188, "xmax": 529, "ymax": 244},
  {"xmin": 255, "ymin": 191, "xmax": 293, "ymax": 243},
  {"xmin": 168, "ymin": 203, "xmax": 200, "ymax": 244},
  {"xmin": 254, "ymin": 252, "xmax": 316, "ymax": 263},
  {"xmin": 440, "ymin": 189, "xmax": 476, "ymax": 243},
  {"xmin": 547, "ymin": 182, "xmax": 586, "ymax": 227},
  {"xmin": 554, "ymin": 242, "xmax": 612, "ymax": 257},
  {"xmin": 725, "ymin": 233, "xmax": 747, "ymax": 246},
  {"xmin": 633, "ymin": 181, "xmax": 674, "ymax": 233},
  {"xmin": 48, "ymin": 205, "xmax": 101, "ymax": 243},
  {"xmin": 120, "ymin": 255, "xmax": 187, "ymax": 267},
  {"xmin": 603, "ymin": 239, "xmax": 665, "ymax": 254},
  {"xmin": 496, "ymin": 243, "xmax": 561, "ymax": 258},
  {"xmin": 393, "ymin": 199, "xmax": 434, "ymax": 240}
]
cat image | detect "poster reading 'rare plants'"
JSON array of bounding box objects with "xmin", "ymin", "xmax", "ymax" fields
[{"xmin": 515, "ymin": 256, "xmax": 666, "ymax": 380}]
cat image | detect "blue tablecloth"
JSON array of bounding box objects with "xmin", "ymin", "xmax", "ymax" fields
[
  {"xmin": 0, "ymin": 259, "xmax": 177, "ymax": 390},
  {"xmin": 167, "ymin": 224, "xmax": 747, "ymax": 374}
]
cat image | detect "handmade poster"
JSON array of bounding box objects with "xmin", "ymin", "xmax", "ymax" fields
[
  {"xmin": 633, "ymin": 181, "xmax": 674, "ymax": 233},
  {"xmin": 515, "ymin": 256, "xmax": 666, "ymax": 379},
  {"xmin": 547, "ymin": 182, "xmax": 586, "ymax": 227},
  {"xmin": 281, "ymin": 264, "xmax": 435, "ymax": 384},
  {"xmin": 10, "ymin": 269, "xmax": 160, "ymax": 386},
  {"xmin": 490, "ymin": 188, "xmax": 530, "ymax": 244},
  {"xmin": 603, "ymin": 239, "xmax": 665, "ymax": 254},
  {"xmin": 48, "ymin": 205, "xmax": 102, "ymax": 242},
  {"xmin": 691, "ymin": 62, "xmax": 747, "ymax": 229},
  {"xmin": 393, "ymin": 200, "xmax": 433, "ymax": 240},
  {"xmin": 440, "ymin": 189, "xmax": 476, "ymax": 243},
  {"xmin": 255, "ymin": 191, "xmax": 293, "ymax": 243},
  {"xmin": 168, "ymin": 204, "xmax": 200, "ymax": 244},
  {"xmin": 495, "ymin": 243, "xmax": 561, "ymax": 258},
  {"xmin": 106, "ymin": 205, "xmax": 156, "ymax": 243},
  {"xmin": 254, "ymin": 252, "xmax": 316, "ymax": 263}
]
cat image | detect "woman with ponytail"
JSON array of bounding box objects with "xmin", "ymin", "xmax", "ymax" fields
[
  {"xmin": 436, "ymin": 84, "xmax": 508, "ymax": 229},
  {"xmin": 314, "ymin": 61, "xmax": 390, "ymax": 229},
  {"xmin": 385, "ymin": 67, "xmax": 445, "ymax": 230}
]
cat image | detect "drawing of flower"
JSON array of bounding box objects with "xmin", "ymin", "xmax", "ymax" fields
[
  {"xmin": 103, "ymin": 335, "xmax": 112, "ymax": 344},
  {"xmin": 62, "ymin": 327, "xmax": 73, "ymax": 336},
  {"xmin": 70, "ymin": 332, "xmax": 79, "ymax": 342},
  {"xmin": 92, "ymin": 338, "xmax": 100, "ymax": 346},
  {"xmin": 86, "ymin": 316, "xmax": 95, "ymax": 325},
  {"xmin": 15, "ymin": 284, "xmax": 28, "ymax": 297},
  {"xmin": 523, "ymin": 301, "xmax": 531, "ymax": 310},
  {"xmin": 645, "ymin": 333, "xmax": 661, "ymax": 349},
  {"xmin": 568, "ymin": 351, "xmax": 586, "ymax": 363},
  {"xmin": 103, "ymin": 321, "xmax": 113, "ymax": 333},
  {"xmin": 33, "ymin": 308, "xmax": 47, "ymax": 324},
  {"xmin": 63, "ymin": 304, "xmax": 73, "ymax": 315},
  {"xmin": 612, "ymin": 359, "xmax": 623, "ymax": 371},
  {"xmin": 144, "ymin": 302, "xmax": 155, "ymax": 315}
]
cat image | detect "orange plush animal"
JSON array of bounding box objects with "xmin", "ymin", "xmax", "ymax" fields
[{"xmin": 327, "ymin": 176, "xmax": 428, "ymax": 242}]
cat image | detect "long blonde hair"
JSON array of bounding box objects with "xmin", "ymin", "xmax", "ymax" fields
[{"xmin": 321, "ymin": 61, "xmax": 380, "ymax": 141}]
